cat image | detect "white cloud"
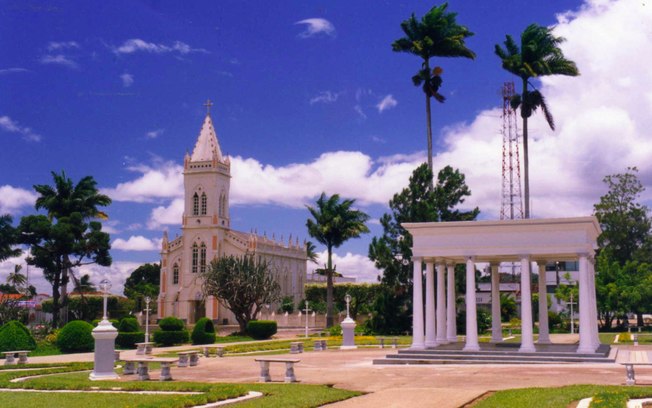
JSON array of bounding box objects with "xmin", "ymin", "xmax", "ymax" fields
[
  {"xmin": 310, "ymin": 250, "xmax": 380, "ymax": 282},
  {"xmin": 120, "ymin": 73, "xmax": 134, "ymax": 87},
  {"xmin": 0, "ymin": 185, "xmax": 36, "ymax": 214},
  {"xmin": 376, "ymin": 94, "xmax": 397, "ymax": 113},
  {"xmin": 0, "ymin": 68, "xmax": 28, "ymax": 75},
  {"xmin": 148, "ymin": 198, "xmax": 184, "ymax": 229},
  {"xmin": 101, "ymin": 160, "xmax": 183, "ymax": 203},
  {"xmin": 40, "ymin": 54, "xmax": 78, "ymax": 69},
  {"xmin": 354, "ymin": 105, "xmax": 367, "ymax": 120},
  {"xmin": 113, "ymin": 39, "xmax": 208, "ymax": 55},
  {"xmin": 146, "ymin": 129, "xmax": 164, "ymax": 139},
  {"xmin": 310, "ymin": 91, "xmax": 340, "ymax": 105},
  {"xmin": 0, "ymin": 116, "xmax": 41, "ymax": 142},
  {"xmin": 47, "ymin": 41, "xmax": 79, "ymax": 51},
  {"xmin": 112, "ymin": 235, "xmax": 161, "ymax": 251},
  {"xmin": 295, "ymin": 18, "xmax": 336, "ymax": 38}
]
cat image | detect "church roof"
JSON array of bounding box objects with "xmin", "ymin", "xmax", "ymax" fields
[{"xmin": 191, "ymin": 114, "xmax": 223, "ymax": 162}]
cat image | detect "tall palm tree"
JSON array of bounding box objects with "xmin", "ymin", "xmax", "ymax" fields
[
  {"xmin": 0, "ymin": 214, "xmax": 21, "ymax": 263},
  {"xmin": 392, "ymin": 3, "xmax": 475, "ymax": 173},
  {"xmin": 306, "ymin": 193, "xmax": 370, "ymax": 327},
  {"xmin": 495, "ymin": 23, "xmax": 579, "ymax": 218},
  {"xmin": 7, "ymin": 264, "xmax": 27, "ymax": 291}
]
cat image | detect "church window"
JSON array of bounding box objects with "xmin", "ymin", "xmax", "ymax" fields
[
  {"xmin": 173, "ymin": 263, "xmax": 179, "ymax": 284},
  {"xmin": 219, "ymin": 192, "xmax": 226, "ymax": 217},
  {"xmin": 193, "ymin": 193, "xmax": 199, "ymax": 216},
  {"xmin": 200, "ymin": 243, "xmax": 207, "ymax": 273},
  {"xmin": 201, "ymin": 193, "xmax": 207, "ymax": 215},
  {"xmin": 192, "ymin": 243, "xmax": 198, "ymax": 273}
]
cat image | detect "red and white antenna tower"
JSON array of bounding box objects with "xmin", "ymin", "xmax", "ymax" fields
[{"xmin": 500, "ymin": 82, "xmax": 524, "ymax": 220}]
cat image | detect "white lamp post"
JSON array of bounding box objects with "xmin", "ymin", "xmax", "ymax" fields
[
  {"xmin": 345, "ymin": 294, "xmax": 352, "ymax": 318},
  {"xmin": 304, "ymin": 300, "xmax": 311, "ymax": 338},
  {"xmin": 341, "ymin": 293, "xmax": 357, "ymax": 349},
  {"xmin": 144, "ymin": 296, "xmax": 151, "ymax": 343},
  {"xmin": 90, "ymin": 278, "xmax": 118, "ymax": 381}
]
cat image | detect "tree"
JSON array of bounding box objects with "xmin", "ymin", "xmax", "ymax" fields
[
  {"xmin": 392, "ymin": 3, "xmax": 475, "ymax": 173},
  {"xmin": 305, "ymin": 241, "xmax": 319, "ymax": 264},
  {"xmin": 123, "ymin": 263, "xmax": 160, "ymax": 311},
  {"xmin": 73, "ymin": 274, "xmax": 96, "ymax": 293},
  {"xmin": 368, "ymin": 163, "xmax": 479, "ymax": 333},
  {"xmin": 19, "ymin": 171, "xmax": 112, "ymax": 327},
  {"xmin": 594, "ymin": 167, "xmax": 651, "ymax": 265},
  {"xmin": 0, "ymin": 215, "xmax": 21, "ymax": 263},
  {"xmin": 495, "ymin": 23, "xmax": 579, "ymax": 218},
  {"xmin": 201, "ymin": 253, "xmax": 280, "ymax": 333},
  {"xmin": 306, "ymin": 193, "xmax": 370, "ymax": 327},
  {"xmin": 6, "ymin": 265, "xmax": 27, "ymax": 293}
]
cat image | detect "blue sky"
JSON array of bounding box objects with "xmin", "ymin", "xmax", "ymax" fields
[{"xmin": 2, "ymin": 0, "xmax": 651, "ymax": 294}]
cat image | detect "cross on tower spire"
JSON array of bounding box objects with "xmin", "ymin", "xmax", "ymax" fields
[{"xmin": 203, "ymin": 99, "xmax": 214, "ymax": 115}]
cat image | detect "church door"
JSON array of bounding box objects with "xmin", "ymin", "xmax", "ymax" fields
[{"xmin": 191, "ymin": 300, "xmax": 206, "ymax": 323}]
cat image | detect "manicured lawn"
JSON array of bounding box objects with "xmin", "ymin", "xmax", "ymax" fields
[
  {"xmin": 473, "ymin": 385, "xmax": 652, "ymax": 408},
  {"xmin": 0, "ymin": 364, "xmax": 362, "ymax": 408}
]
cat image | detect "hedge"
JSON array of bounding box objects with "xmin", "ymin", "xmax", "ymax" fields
[
  {"xmin": 118, "ymin": 317, "xmax": 140, "ymax": 332},
  {"xmin": 116, "ymin": 332, "xmax": 145, "ymax": 349},
  {"xmin": 191, "ymin": 317, "xmax": 216, "ymax": 345},
  {"xmin": 0, "ymin": 321, "xmax": 36, "ymax": 353},
  {"xmin": 153, "ymin": 330, "xmax": 189, "ymax": 346},
  {"xmin": 158, "ymin": 316, "xmax": 185, "ymax": 331},
  {"xmin": 57, "ymin": 320, "xmax": 94, "ymax": 353},
  {"xmin": 246, "ymin": 320, "xmax": 277, "ymax": 340}
]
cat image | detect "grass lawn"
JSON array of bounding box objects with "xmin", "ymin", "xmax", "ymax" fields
[
  {"xmin": 473, "ymin": 385, "xmax": 652, "ymax": 408},
  {"xmin": 0, "ymin": 363, "xmax": 361, "ymax": 408}
]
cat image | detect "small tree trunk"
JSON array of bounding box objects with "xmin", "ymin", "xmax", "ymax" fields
[
  {"xmin": 424, "ymin": 59, "xmax": 433, "ymax": 186},
  {"xmin": 326, "ymin": 246, "xmax": 334, "ymax": 328},
  {"xmin": 637, "ymin": 312, "xmax": 644, "ymax": 327},
  {"xmin": 522, "ymin": 77, "xmax": 530, "ymax": 218}
]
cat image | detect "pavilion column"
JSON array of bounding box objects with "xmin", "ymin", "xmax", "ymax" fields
[
  {"xmin": 425, "ymin": 262, "xmax": 437, "ymax": 348},
  {"xmin": 519, "ymin": 256, "xmax": 536, "ymax": 352},
  {"xmin": 588, "ymin": 256, "xmax": 600, "ymax": 350},
  {"xmin": 446, "ymin": 263, "xmax": 457, "ymax": 343},
  {"xmin": 577, "ymin": 254, "xmax": 593, "ymax": 353},
  {"xmin": 436, "ymin": 262, "xmax": 447, "ymax": 344},
  {"xmin": 537, "ymin": 261, "xmax": 551, "ymax": 344},
  {"xmin": 490, "ymin": 263, "xmax": 502, "ymax": 343},
  {"xmin": 463, "ymin": 257, "xmax": 480, "ymax": 351},
  {"xmin": 411, "ymin": 258, "xmax": 425, "ymax": 350}
]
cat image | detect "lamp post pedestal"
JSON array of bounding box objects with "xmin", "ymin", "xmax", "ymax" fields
[
  {"xmin": 90, "ymin": 319, "xmax": 119, "ymax": 380},
  {"xmin": 340, "ymin": 316, "xmax": 357, "ymax": 349}
]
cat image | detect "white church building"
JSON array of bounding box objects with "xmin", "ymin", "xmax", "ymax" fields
[{"xmin": 158, "ymin": 102, "xmax": 307, "ymax": 324}]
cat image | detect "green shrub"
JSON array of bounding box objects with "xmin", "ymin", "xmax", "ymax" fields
[
  {"xmin": 191, "ymin": 317, "xmax": 216, "ymax": 345},
  {"xmin": 0, "ymin": 320, "xmax": 37, "ymax": 353},
  {"xmin": 246, "ymin": 320, "xmax": 277, "ymax": 340},
  {"xmin": 116, "ymin": 332, "xmax": 145, "ymax": 349},
  {"xmin": 118, "ymin": 317, "xmax": 140, "ymax": 332},
  {"xmin": 91, "ymin": 319, "xmax": 119, "ymax": 327},
  {"xmin": 158, "ymin": 316, "xmax": 185, "ymax": 331},
  {"xmin": 153, "ymin": 330, "xmax": 189, "ymax": 346},
  {"xmin": 57, "ymin": 320, "xmax": 94, "ymax": 353}
]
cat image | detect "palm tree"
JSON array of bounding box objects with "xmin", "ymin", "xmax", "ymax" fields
[
  {"xmin": 306, "ymin": 193, "xmax": 370, "ymax": 327},
  {"xmin": 392, "ymin": 3, "xmax": 475, "ymax": 173},
  {"xmin": 34, "ymin": 171, "xmax": 111, "ymax": 299},
  {"xmin": 73, "ymin": 274, "xmax": 96, "ymax": 293},
  {"xmin": 7, "ymin": 264, "xmax": 27, "ymax": 291},
  {"xmin": 305, "ymin": 241, "xmax": 319, "ymax": 264},
  {"xmin": 495, "ymin": 23, "xmax": 579, "ymax": 218},
  {"xmin": 0, "ymin": 214, "xmax": 21, "ymax": 263}
]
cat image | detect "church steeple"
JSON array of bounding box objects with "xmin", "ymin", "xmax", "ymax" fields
[{"xmin": 190, "ymin": 100, "xmax": 223, "ymax": 162}]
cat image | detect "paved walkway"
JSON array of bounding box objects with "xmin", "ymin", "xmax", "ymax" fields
[{"xmin": 25, "ymin": 337, "xmax": 652, "ymax": 408}]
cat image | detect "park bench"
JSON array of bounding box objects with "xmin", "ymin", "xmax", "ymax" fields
[
  {"xmin": 290, "ymin": 341, "xmax": 304, "ymax": 354},
  {"xmin": 313, "ymin": 339, "xmax": 327, "ymax": 351},
  {"xmin": 3, "ymin": 351, "xmax": 29, "ymax": 365},
  {"xmin": 122, "ymin": 357, "xmax": 178, "ymax": 381},
  {"xmin": 177, "ymin": 350, "xmax": 200, "ymax": 367},
  {"xmin": 378, "ymin": 337, "xmax": 398, "ymax": 349},
  {"xmin": 620, "ymin": 350, "xmax": 652, "ymax": 385},
  {"xmin": 135, "ymin": 342, "xmax": 154, "ymax": 355},
  {"xmin": 254, "ymin": 357, "xmax": 300, "ymax": 383},
  {"xmin": 202, "ymin": 345, "xmax": 225, "ymax": 357}
]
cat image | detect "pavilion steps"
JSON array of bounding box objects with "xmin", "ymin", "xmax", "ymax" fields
[{"xmin": 373, "ymin": 344, "xmax": 615, "ymax": 365}]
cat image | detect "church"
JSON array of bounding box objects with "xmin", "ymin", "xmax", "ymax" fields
[{"xmin": 157, "ymin": 102, "xmax": 307, "ymax": 324}]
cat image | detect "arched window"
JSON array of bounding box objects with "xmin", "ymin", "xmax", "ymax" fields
[
  {"xmin": 219, "ymin": 192, "xmax": 226, "ymax": 217},
  {"xmin": 218, "ymin": 193, "xmax": 224, "ymax": 217},
  {"xmin": 192, "ymin": 243, "xmax": 198, "ymax": 273},
  {"xmin": 192, "ymin": 193, "xmax": 199, "ymax": 216},
  {"xmin": 200, "ymin": 243, "xmax": 207, "ymax": 273},
  {"xmin": 201, "ymin": 192, "xmax": 207, "ymax": 215},
  {"xmin": 173, "ymin": 263, "xmax": 179, "ymax": 284}
]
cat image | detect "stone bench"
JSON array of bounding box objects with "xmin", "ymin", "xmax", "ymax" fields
[
  {"xmin": 178, "ymin": 350, "xmax": 200, "ymax": 367},
  {"xmin": 3, "ymin": 351, "xmax": 29, "ymax": 365},
  {"xmin": 135, "ymin": 342, "xmax": 154, "ymax": 355},
  {"xmin": 290, "ymin": 342, "xmax": 304, "ymax": 354},
  {"xmin": 122, "ymin": 357, "xmax": 178, "ymax": 381},
  {"xmin": 621, "ymin": 351, "xmax": 652, "ymax": 385},
  {"xmin": 254, "ymin": 358, "xmax": 300, "ymax": 383},
  {"xmin": 202, "ymin": 345, "xmax": 225, "ymax": 357},
  {"xmin": 378, "ymin": 337, "xmax": 398, "ymax": 349},
  {"xmin": 313, "ymin": 339, "xmax": 327, "ymax": 351}
]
